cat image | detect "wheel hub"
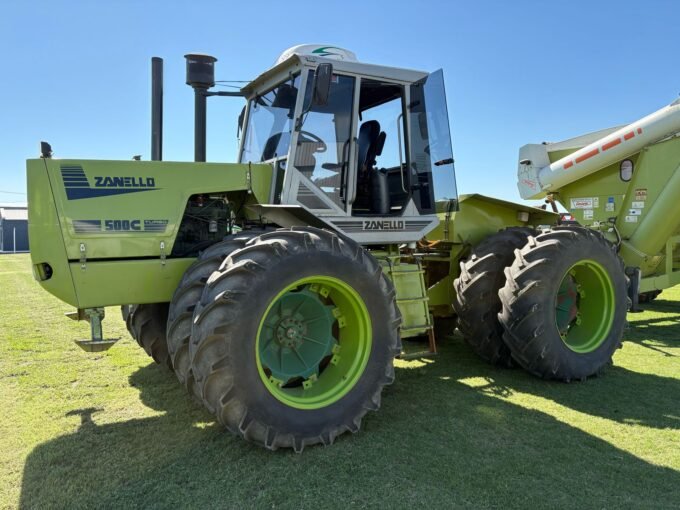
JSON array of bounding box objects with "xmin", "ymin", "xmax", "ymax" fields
[
  {"xmin": 256, "ymin": 275, "xmax": 372, "ymax": 410},
  {"xmin": 259, "ymin": 287, "xmax": 337, "ymax": 383},
  {"xmin": 275, "ymin": 317, "xmax": 307, "ymax": 349},
  {"xmin": 554, "ymin": 260, "xmax": 616, "ymax": 353},
  {"xmin": 556, "ymin": 272, "xmax": 580, "ymax": 335}
]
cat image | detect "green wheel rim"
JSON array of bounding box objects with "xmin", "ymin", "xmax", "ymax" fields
[
  {"xmin": 554, "ymin": 259, "xmax": 615, "ymax": 353},
  {"xmin": 256, "ymin": 276, "xmax": 372, "ymax": 410}
]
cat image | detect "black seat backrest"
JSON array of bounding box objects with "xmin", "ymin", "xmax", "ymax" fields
[
  {"xmin": 357, "ymin": 120, "xmax": 381, "ymax": 172},
  {"xmin": 375, "ymin": 131, "xmax": 386, "ymax": 158}
]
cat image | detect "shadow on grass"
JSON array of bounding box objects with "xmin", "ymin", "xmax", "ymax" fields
[
  {"xmin": 20, "ymin": 339, "xmax": 680, "ymax": 509},
  {"xmin": 626, "ymin": 300, "xmax": 680, "ymax": 356}
]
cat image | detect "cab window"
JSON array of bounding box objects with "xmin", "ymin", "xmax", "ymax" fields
[
  {"xmin": 240, "ymin": 75, "xmax": 300, "ymax": 163},
  {"xmin": 294, "ymin": 71, "xmax": 355, "ymax": 208},
  {"xmin": 352, "ymin": 79, "xmax": 408, "ymax": 216}
]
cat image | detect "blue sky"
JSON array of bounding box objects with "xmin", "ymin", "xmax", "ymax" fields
[{"xmin": 1, "ymin": 0, "xmax": 679, "ymax": 205}]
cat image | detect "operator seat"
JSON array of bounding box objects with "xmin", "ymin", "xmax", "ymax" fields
[
  {"xmin": 357, "ymin": 120, "xmax": 381, "ymax": 174},
  {"xmin": 356, "ymin": 120, "xmax": 390, "ymax": 214}
]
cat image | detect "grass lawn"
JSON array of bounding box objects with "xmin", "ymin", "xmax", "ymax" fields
[{"xmin": 0, "ymin": 253, "xmax": 678, "ymax": 509}]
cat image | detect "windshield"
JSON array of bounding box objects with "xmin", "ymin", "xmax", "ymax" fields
[{"xmin": 240, "ymin": 75, "xmax": 300, "ymax": 163}]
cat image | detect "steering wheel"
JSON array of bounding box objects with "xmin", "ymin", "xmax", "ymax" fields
[{"xmin": 299, "ymin": 131, "xmax": 327, "ymax": 153}]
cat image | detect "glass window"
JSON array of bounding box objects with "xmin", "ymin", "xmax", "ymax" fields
[
  {"xmin": 353, "ymin": 79, "xmax": 408, "ymax": 215},
  {"xmin": 240, "ymin": 75, "xmax": 301, "ymax": 163},
  {"xmin": 408, "ymin": 69, "xmax": 458, "ymax": 213},
  {"xmin": 295, "ymin": 71, "xmax": 355, "ymax": 208}
]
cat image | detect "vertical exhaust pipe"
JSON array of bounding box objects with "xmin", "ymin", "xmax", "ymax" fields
[
  {"xmin": 184, "ymin": 53, "xmax": 217, "ymax": 162},
  {"xmin": 151, "ymin": 57, "xmax": 163, "ymax": 161}
]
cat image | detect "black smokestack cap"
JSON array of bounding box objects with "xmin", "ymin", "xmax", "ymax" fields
[{"xmin": 184, "ymin": 53, "xmax": 217, "ymax": 89}]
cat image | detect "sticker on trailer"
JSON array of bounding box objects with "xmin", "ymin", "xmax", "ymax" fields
[
  {"xmin": 583, "ymin": 209, "xmax": 594, "ymax": 220},
  {"xmin": 606, "ymin": 196, "xmax": 615, "ymax": 212},
  {"xmin": 631, "ymin": 201, "xmax": 645, "ymax": 208},
  {"xmin": 570, "ymin": 198, "xmax": 594, "ymax": 209},
  {"xmin": 634, "ymin": 189, "xmax": 648, "ymax": 200},
  {"xmin": 628, "ymin": 209, "xmax": 642, "ymax": 216},
  {"xmin": 625, "ymin": 215, "xmax": 638, "ymax": 223}
]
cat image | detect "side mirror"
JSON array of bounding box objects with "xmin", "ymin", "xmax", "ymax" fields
[{"xmin": 312, "ymin": 63, "xmax": 333, "ymax": 106}]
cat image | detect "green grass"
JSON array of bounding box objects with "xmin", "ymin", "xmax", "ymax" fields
[{"xmin": 0, "ymin": 253, "xmax": 678, "ymax": 509}]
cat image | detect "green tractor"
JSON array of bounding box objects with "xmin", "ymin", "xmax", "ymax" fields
[{"xmin": 26, "ymin": 45, "xmax": 679, "ymax": 450}]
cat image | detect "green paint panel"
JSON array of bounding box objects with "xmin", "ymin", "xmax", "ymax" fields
[
  {"xmin": 70, "ymin": 258, "xmax": 194, "ymax": 308},
  {"xmin": 557, "ymin": 137, "xmax": 680, "ymax": 282},
  {"xmin": 27, "ymin": 159, "xmax": 78, "ymax": 306},
  {"xmin": 429, "ymin": 194, "xmax": 556, "ymax": 246},
  {"xmin": 27, "ymin": 158, "xmax": 272, "ymax": 308},
  {"xmin": 36, "ymin": 158, "xmax": 271, "ymax": 260}
]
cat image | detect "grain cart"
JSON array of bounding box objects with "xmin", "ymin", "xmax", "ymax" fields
[
  {"xmin": 499, "ymin": 99, "xmax": 680, "ymax": 379},
  {"xmin": 30, "ymin": 44, "xmax": 651, "ymax": 452}
]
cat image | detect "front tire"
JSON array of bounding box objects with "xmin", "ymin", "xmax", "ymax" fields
[
  {"xmin": 189, "ymin": 227, "xmax": 401, "ymax": 452},
  {"xmin": 166, "ymin": 231, "xmax": 264, "ymax": 396},
  {"xmin": 498, "ymin": 227, "xmax": 628, "ymax": 381}
]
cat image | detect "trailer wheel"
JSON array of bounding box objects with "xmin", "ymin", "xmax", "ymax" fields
[
  {"xmin": 189, "ymin": 227, "xmax": 401, "ymax": 452},
  {"xmin": 166, "ymin": 231, "xmax": 263, "ymax": 397},
  {"xmin": 127, "ymin": 303, "xmax": 171, "ymax": 367},
  {"xmin": 453, "ymin": 227, "xmax": 534, "ymax": 366},
  {"xmin": 499, "ymin": 227, "xmax": 628, "ymax": 381}
]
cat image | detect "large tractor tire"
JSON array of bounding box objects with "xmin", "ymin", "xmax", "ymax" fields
[
  {"xmin": 166, "ymin": 231, "xmax": 263, "ymax": 396},
  {"xmin": 125, "ymin": 303, "xmax": 171, "ymax": 367},
  {"xmin": 453, "ymin": 227, "xmax": 534, "ymax": 366},
  {"xmin": 189, "ymin": 227, "xmax": 401, "ymax": 452},
  {"xmin": 121, "ymin": 304, "xmax": 135, "ymax": 336},
  {"xmin": 498, "ymin": 227, "xmax": 628, "ymax": 381}
]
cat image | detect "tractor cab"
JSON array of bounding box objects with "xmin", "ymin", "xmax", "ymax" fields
[{"xmin": 238, "ymin": 45, "xmax": 458, "ymax": 244}]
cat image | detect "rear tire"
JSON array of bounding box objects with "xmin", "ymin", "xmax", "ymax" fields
[
  {"xmin": 127, "ymin": 303, "xmax": 171, "ymax": 367},
  {"xmin": 166, "ymin": 231, "xmax": 263, "ymax": 396},
  {"xmin": 189, "ymin": 227, "xmax": 401, "ymax": 451},
  {"xmin": 498, "ymin": 227, "xmax": 628, "ymax": 381},
  {"xmin": 453, "ymin": 227, "xmax": 534, "ymax": 366}
]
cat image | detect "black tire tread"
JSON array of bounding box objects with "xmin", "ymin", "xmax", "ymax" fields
[
  {"xmin": 166, "ymin": 231, "xmax": 263, "ymax": 395},
  {"xmin": 189, "ymin": 227, "xmax": 401, "ymax": 452},
  {"xmin": 453, "ymin": 227, "xmax": 534, "ymax": 366},
  {"xmin": 498, "ymin": 226, "xmax": 627, "ymax": 381},
  {"xmin": 128, "ymin": 303, "xmax": 171, "ymax": 367}
]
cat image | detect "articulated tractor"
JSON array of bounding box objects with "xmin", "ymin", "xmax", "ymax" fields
[{"xmin": 27, "ymin": 45, "xmax": 680, "ymax": 450}]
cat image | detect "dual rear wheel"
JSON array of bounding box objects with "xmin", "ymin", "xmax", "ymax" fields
[{"xmin": 455, "ymin": 227, "xmax": 628, "ymax": 381}]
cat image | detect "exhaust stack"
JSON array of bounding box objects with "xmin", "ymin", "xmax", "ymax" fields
[
  {"xmin": 151, "ymin": 57, "xmax": 164, "ymax": 161},
  {"xmin": 184, "ymin": 53, "xmax": 217, "ymax": 162}
]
